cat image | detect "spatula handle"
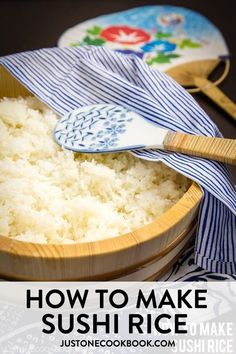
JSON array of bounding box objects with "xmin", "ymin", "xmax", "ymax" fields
[
  {"xmin": 193, "ymin": 76, "xmax": 236, "ymax": 122},
  {"xmin": 163, "ymin": 131, "xmax": 236, "ymax": 165}
]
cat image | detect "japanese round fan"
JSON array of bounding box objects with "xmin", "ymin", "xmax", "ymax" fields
[{"xmin": 58, "ymin": 5, "xmax": 236, "ymax": 121}]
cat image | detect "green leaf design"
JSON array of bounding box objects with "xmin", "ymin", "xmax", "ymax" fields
[
  {"xmin": 155, "ymin": 31, "xmax": 172, "ymax": 39},
  {"xmin": 86, "ymin": 26, "xmax": 102, "ymax": 35},
  {"xmin": 147, "ymin": 52, "xmax": 180, "ymax": 65},
  {"xmin": 70, "ymin": 42, "xmax": 81, "ymax": 47},
  {"xmin": 179, "ymin": 38, "xmax": 201, "ymax": 49},
  {"xmin": 83, "ymin": 36, "xmax": 105, "ymax": 46},
  {"xmin": 166, "ymin": 53, "xmax": 180, "ymax": 59}
]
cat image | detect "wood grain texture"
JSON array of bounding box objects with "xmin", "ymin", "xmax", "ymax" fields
[
  {"xmin": 166, "ymin": 59, "xmax": 236, "ymax": 120},
  {"xmin": 0, "ymin": 221, "xmax": 196, "ymax": 281},
  {"xmin": 164, "ymin": 131, "xmax": 236, "ymax": 165},
  {"xmin": 0, "ymin": 66, "xmax": 31, "ymax": 97},
  {"xmin": 0, "ymin": 65, "xmax": 203, "ymax": 281},
  {"xmin": 146, "ymin": 238, "xmax": 193, "ymax": 281},
  {"xmin": 0, "ymin": 183, "xmax": 202, "ymax": 280},
  {"xmin": 166, "ymin": 59, "xmax": 220, "ymax": 87},
  {"xmin": 113, "ymin": 222, "xmax": 196, "ymax": 281},
  {"xmin": 193, "ymin": 76, "xmax": 236, "ymax": 121}
]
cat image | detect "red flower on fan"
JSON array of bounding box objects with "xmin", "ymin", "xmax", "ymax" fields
[{"xmin": 100, "ymin": 26, "xmax": 151, "ymax": 45}]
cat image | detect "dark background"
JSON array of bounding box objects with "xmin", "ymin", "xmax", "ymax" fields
[{"xmin": 1, "ymin": 0, "xmax": 236, "ymax": 180}]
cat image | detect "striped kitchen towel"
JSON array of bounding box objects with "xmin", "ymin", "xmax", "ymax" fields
[{"xmin": 0, "ymin": 46, "xmax": 235, "ymax": 275}]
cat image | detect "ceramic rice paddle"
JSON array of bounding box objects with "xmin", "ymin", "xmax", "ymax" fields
[
  {"xmin": 58, "ymin": 5, "xmax": 236, "ymax": 121},
  {"xmin": 54, "ymin": 104, "xmax": 236, "ymax": 165}
]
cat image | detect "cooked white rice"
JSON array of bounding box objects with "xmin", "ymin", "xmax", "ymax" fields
[{"xmin": 0, "ymin": 97, "xmax": 190, "ymax": 244}]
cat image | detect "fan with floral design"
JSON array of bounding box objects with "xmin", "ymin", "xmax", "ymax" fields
[{"xmin": 58, "ymin": 5, "xmax": 236, "ymax": 121}]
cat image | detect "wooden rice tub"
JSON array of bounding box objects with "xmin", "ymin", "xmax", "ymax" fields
[{"xmin": 0, "ymin": 66, "xmax": 203, "ymax": 281}]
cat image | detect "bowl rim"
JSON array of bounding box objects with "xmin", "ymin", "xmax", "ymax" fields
[
  {"xmin": 0, "ymin": 220, "xmax": 197, "ymax": 281},
  {"xmin": 0, "ymin": 182, "xmax": 203, "ymax": 259}
]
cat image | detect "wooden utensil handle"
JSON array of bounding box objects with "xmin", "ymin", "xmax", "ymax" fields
[
  {"xmin": 164, "ymin": 131, "xmax": 236, "ymax": 165},
  {"xmin": 193, "ymin": 76, "xmax": 236, "ymax": 122}
]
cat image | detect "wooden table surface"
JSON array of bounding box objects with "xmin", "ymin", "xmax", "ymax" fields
[{"xmin": 1, "ymin": 0, "xmax": 236, "ymax": 181}]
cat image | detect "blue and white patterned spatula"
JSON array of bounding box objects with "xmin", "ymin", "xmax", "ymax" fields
[{"xmin": 54, "ymin": 104, "xmax": 236, "ymax": 165}]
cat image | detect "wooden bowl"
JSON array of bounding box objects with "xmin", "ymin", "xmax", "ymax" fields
[
  {"xmin": 114, "ymin": 221, "xmax": 197, "ymax": 281},
  {"xmin": 0, "ymin": 66, "xmax": 203, "ymax": 281},
  {"xmin": 0, "ymin": 182, "xmax": 202, "ymax": 280}
]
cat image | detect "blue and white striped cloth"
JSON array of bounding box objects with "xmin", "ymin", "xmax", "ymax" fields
[{"xmin": 0, "ymin": 46, "xmax": 235, "ymax": 275}]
